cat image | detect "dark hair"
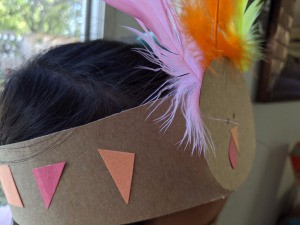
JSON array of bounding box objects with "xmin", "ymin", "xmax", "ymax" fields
[
  {"xmin": 1, "ymin": 40, "xmax": 168, "ymax": 225},
  {"xmin": 0, "ymin": 39, "xmax": 167, "ymax": 145}
]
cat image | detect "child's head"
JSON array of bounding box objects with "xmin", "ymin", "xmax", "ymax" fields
[{"xmin": 0, "ymin": 40, "xmax": 167, "ymax": 145}]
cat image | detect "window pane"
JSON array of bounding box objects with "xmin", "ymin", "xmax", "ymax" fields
[{"xmin": 0, "ymin": 0, "xmax": 85, "ymax": 80}]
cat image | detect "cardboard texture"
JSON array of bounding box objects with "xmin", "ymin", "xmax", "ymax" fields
[
  {"xmin": 0, "ymin": 165, "xmax": 23, "ymax": 208},
  {"xmin": 32, "ymin": 162, "xmax": 66, "ymax": 209},
  {"xmin": 0, "ymin": 63, "xmax": 255, "ymax": 225}
]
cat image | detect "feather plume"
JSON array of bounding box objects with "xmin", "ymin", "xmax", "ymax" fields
[
  {"xmin": 180, "ymin": 0, "xmax": 262, "ymax": 72},
  {"xmin": 104, "ymin": 0, "xmax": 213, "ymax": 154}
]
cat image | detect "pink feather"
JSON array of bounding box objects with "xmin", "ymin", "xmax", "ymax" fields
[{"xmin": 104, "ymin": 0, "xmax": 213, "ymax": 155}]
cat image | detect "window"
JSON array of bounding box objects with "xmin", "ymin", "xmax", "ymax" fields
[{"xmin": 0, "ymin": 0, "xmax": 91, "ymax": 81}]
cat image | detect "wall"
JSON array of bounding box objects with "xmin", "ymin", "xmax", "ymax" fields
[
  {"xmin": 294, "ymin": 1, "xmax": 300, "ymax": 27},
  {"xmin": 103, "ymin": 5, "xmax": 300, "ymax": 225},
  {"xmin": 104, "ymin": 6, "xmax": 140, "ymax": 43}
]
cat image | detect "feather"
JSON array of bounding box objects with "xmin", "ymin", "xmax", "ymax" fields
[
  {"xmin": 180, "ymin": 0, "xmax": 262, "ymax": 72},
  {"xmin": 104, "ymin": 0, "xmax": 213, "ymax": 154}
]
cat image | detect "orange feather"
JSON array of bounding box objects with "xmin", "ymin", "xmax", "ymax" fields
[{"xmin": 180, "ymin": 0, "xmax": 249, "ymax": 71}]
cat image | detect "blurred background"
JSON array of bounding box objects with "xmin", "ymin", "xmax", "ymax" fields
[
  {"xmin": 1, "ymin": 0, "xmax": 300, "ymax": 225},
  {"xmin": 0, "ymin": 0, "xmax": 105, "ymax": 83}
]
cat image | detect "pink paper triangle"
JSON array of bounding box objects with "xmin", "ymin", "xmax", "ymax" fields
[
  {"xmin": 32, "ymin": 162, "xmax": 65, "ymax": 209},
  {"xmin": 99, "ymin": 149, "xmax": 135, "ymax": 204}
]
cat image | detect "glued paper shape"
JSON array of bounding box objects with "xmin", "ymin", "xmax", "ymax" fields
[
  {"xmin": 230, "ymin": 126, "xmax": 239, "ymax": 152},
  {"xmin": 0, "ymin": 165, "xmax": 23, "ymax": 208},
  {"xmin": 229, "ymin": 138, "xmax": 238, "ymax": 169},
  {"xmin": 33, "ymin": 162, "xmax": 66, "ymax": 209},
  {"xmin": 99, "ymin": 150, "xmax": 135, "ymax": 204}
]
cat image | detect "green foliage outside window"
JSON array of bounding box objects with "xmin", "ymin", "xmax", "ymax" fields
[{"xmin": 0, "ymin": 0, "xmax": 82, "ymax": 37}]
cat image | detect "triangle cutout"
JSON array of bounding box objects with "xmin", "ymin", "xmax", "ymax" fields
[
  {"xmin": 99, "ymin": 149, "xmax": 135, "ymax": 204},
  {"xmin": 32, "ymin": 162, "xmax": 65, "ymax": 209},
  {"xmin": 0, "ymin": 165, "xmax": 23, "ymax": 207},
  {"xmin": 230, "ymin": 126, "xmax": 240, "ymax": 152}
]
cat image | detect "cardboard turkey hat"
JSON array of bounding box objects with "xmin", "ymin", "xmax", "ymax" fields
[
  {"xmin": 0, "ymin": 63, "xmax": 255, "ymax": 225},
  {"xmin": 0, "ymin": 0, "xmax": 259, "ymax": 224}
]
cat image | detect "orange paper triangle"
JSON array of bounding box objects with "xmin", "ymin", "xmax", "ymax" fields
[
  {"xmin": 230, "ymin": 126, "xmax": 240, "ymax": 152},
  {"xmin": 0, "ymin": 165, "xmax": 23, "ymax": 208},
  {"xmin": 229, "ymin": 137, "xmax": 238, "ymax": 169},
  {"xmin": 99, "ymin": 149, "xmax": 135, "ymax": 204}
]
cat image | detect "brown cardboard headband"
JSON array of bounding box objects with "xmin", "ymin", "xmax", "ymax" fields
[{"xmin": 0, "ymin": 69, "xmax": 255, "ymax": 225}]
